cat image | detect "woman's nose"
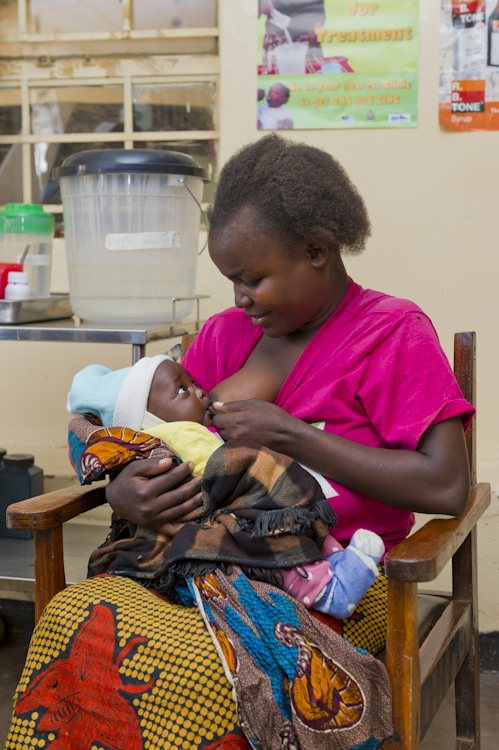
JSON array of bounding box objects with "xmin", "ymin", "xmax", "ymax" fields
[{"xmin": 234, "ymin": 284, "xmax": 251, "ymax": 308}]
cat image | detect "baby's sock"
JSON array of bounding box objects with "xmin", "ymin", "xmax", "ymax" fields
[{"xmin": 314, "ymin": 529, "xmax": 385, "ymax": 619}]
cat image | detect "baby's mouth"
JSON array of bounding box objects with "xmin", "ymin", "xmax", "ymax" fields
[{"xmin": 203, "ymin": 405, "xmax": 215, "ymax": 426}]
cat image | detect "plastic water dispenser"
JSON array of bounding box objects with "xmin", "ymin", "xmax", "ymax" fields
[{"xmin": 53, "ymin": 149, "xmax": 209, "ymax": 325}]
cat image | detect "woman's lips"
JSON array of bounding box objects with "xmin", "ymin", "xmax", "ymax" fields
[{"xmin": 250, "ymin": 312, "xmax": 270, "ymax": 326}]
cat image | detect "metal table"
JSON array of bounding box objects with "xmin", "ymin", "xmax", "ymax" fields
[{"xmin": 0, "ymin": 295, "xmax": 209, "ymax": 363}]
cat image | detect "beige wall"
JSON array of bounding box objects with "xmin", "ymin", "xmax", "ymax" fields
[{"xmin": 1, "ymin": 0, "xmax": 498, "ymax": 629}]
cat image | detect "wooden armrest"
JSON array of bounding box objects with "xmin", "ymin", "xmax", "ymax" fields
[
  {"xmin": 385, "ymin": 482, "xmax": 491, "ymax": 582},
  {"xmin": 6, "ymin": 484, "xmax": 107, "ymax": 531}
]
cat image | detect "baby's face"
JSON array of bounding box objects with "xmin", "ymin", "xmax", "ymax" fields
[{"xmin": 147, "ymin": 360, "xmax": 211, "ymax": 426}]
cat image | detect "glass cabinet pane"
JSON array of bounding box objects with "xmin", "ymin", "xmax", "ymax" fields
[
  {"xmin": 0, "ymin": 88, "xmax": 22, "ymax": 137},
  {"xmin": 0, "ymin": 88, "xmax": 22, "ymax": 181},
  {"xmin": 31, "ymin": 141, "xmax": 124, "ymax": 204},
  {"xmin": 30, "ymin": 86, "xmax": 123, "ymax": 135},
  {"xmin": 133, "ymin": 139, "xmax": 216, "ymax": 202},
  {"xmin": 134, "ymin": 0, "xmax": 217, "ymax": 31},
  {"xmin": 133, "ymin": 83, "xmax": 216, "ymax": 132},
  {"xmin": 0, "ymin": 0, "xmax": 18, "ymax": 37},
  {"xmin": 29, "ymin": 0, "xmax": 122, "ymax": 34}
]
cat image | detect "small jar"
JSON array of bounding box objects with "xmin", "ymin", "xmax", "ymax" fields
[{"xmin": 4, "ymin": 271, "xmax": 30, "ymax": 300}]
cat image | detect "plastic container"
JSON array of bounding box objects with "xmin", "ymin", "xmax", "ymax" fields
[
  {"xmin": 53, "ymin": 149, "xmax": 209, "ymax": 325},
  {"xmin": 5, "ymin": 271, "xmax": 30, "ymax": 300},
  {"xmin": 0, "ymin": 204, "xmax": 54, "ymax": 299},
  {"xmin": 272, "ymin": 43, "xmax": 308, "ymax": 75},
  {"xmin": 0, "ymin": 454, "xmax": 44, "ymax": 539}
]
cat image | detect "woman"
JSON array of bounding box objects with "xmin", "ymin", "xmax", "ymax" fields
[{"xmin": 7, "ymin": 135, "xmax": 473, "ymax": 750}]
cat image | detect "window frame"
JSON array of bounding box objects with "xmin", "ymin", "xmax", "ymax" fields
[
  {"xmin": 0, "ymin": 57, "xmax": 219, "ymax": 207},
  {"xmin": 1, "ymin": 0, "xmax": 219, "ymax": 44}
]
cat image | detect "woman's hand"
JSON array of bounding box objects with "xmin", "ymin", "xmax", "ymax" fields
[
  {"xmin": 105, "ymin": 457, "xmax": 203, "ymax": 536},
  {"xmin": 211, "ymin": 399, "xmax": 299, "ymax": 451},
  {"xmin": 259, "ymin": 0, "xmax": 274, "ymax": 19}
]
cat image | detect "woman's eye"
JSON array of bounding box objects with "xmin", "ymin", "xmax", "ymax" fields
[
  {"xmin": 176, "ymin": 385, "xmax": 188, "ymax": 395},
  {"xmin": 245, "ymin": 278, "xmax": 261, "ymax": 288}
]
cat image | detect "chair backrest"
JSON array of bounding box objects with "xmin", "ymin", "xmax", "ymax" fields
[{"xmin": 453, "ymin": 332, "xmax": 476, "ymax": 486}]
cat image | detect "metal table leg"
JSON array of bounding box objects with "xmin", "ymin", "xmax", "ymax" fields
[{"xmin": 132, "ymin": 344, "xmax": 146, "ymax": 364}]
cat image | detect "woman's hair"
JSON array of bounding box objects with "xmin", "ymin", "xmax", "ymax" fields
[{"xmin": 207, "ymin": 134, "xmax": 371, "ymax": 255}]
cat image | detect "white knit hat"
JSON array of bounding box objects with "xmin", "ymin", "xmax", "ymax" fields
[{"xmin": 67, "ymin": 355, "xmax": 171, "ymax": 430}]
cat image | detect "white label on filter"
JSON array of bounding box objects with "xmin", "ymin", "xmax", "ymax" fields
[
  {"xmin": 16, "ymin": 253, "xmax": 51, "ymax": 265},
  {"xmin": 105, "ymin": 232, "xmax": 181, "ymax": 251}
]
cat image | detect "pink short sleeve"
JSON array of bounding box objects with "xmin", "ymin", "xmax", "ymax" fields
[{"xmin": 357, "ymin": 312, "xmax": 475, "ymax": 451}]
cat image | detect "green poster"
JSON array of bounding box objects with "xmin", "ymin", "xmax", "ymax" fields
[{"xmin": 257, "ymin": 0, "xmax": 419, "ymax": 129}]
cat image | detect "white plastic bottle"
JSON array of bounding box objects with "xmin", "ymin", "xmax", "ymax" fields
[{"xmin": 4, "ymin": 271, "xmax": 30, "ymax": 301}]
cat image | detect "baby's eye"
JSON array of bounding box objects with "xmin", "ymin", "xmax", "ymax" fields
[{"xmin": 176, "ymin": 385, "xmax": 188, "ymax": 395}]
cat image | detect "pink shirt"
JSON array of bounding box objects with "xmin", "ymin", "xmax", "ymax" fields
[{"xmin": 183, "ymin": 279, "xmax": 474, "ymax": 553}]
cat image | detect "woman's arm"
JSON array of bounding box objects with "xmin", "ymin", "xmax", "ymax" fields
[
  {"xmin": 105, "ymin": 457, "xmax": 203, "ymax": 535},
  {"xmin": 212, "ymin": 401, "xmax": 470, "ymax": 516}
]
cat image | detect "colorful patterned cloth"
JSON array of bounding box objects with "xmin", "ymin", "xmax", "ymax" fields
[
  {"xmin": 68, "ymin": 413, "xmax": 180, "ymax": 486},
  {"xmin": 6, "ymin": 574, "xmax": 391, "ymax": 750},
  {"xmin": 6, "ymin": 575, "xmax": 251, "ymax": 750},
  {"xmin": 189, "ymin": 568, "xmax": 392, "ymax": 750}
]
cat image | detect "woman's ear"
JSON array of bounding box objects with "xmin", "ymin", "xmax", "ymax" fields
[{"xmin": 305, "ymin": 238, "xmax": 330, "ymax": 268}]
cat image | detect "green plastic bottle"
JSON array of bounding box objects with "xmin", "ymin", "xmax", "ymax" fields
[{"xmin": 0, "ymin": 204, "xmax": 54, "ymax": 299}]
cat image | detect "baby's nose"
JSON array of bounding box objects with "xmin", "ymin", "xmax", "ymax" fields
[{"xmin": 195, "ymin": 386, "xmax": 208, "ymax": 400}]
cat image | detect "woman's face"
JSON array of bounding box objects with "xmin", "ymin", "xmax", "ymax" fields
[{"xmin": 209, "ymin": 205, "xmax": 341, "ymax": 338}]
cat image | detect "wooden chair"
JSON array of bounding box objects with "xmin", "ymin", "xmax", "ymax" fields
[{"xmin": 6, "ymin": 332, "xmax": 490, "ymax": 750}]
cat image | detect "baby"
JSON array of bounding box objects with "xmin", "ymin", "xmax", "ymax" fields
[{"xmin": 68, "ymin": 354, "xmax": 384, "ymax": 619}]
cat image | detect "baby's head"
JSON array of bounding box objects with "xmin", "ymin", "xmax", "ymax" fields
[
  {"xmin": 147, "ymin": 360, "xmax": 211, "ymax": 426},
  {"xmin": 68, "ymin": 354, "xmax": 211, "ymax": 430}
]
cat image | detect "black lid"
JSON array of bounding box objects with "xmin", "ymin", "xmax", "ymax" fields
[
  {"xmin": 4, "ymin": 454, "xmax": 34, "ymax": 468},
  {"xmin": 53, "ymin": 149, "xmax": 209, "ymax": 181}
]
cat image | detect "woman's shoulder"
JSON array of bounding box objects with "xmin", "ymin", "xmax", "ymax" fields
[
  {"xmin": 348, "ymin": 281, "xmax": 427, "ymax": 323},
  {"xmin": 200, "ymin": 306, "xmax": 253, "ymax": 336}
]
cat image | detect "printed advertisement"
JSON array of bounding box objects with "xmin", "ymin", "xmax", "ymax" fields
[
  {"xmin": 440, "ymin": 0, "xmax": 499, "ymax": 130},
  {"xmin": 257, "ymin": 0, "xmax": 419, "ymax": 130}
]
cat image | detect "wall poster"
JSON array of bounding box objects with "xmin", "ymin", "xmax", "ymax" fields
[
  {"xmin": 257, "ymin": 0, "xmax": 420, "ymax": 130},
  {"xmin": 440, "ymin": 1, "xmax": 499, "ymax": 130}
]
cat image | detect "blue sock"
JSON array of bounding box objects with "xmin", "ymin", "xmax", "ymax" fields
[{"xmin": 314, "ymin": 530, "xmax": 385, "ymax": 619}]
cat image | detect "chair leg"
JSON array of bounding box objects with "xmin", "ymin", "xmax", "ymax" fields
[
  {"xmin": 34, "ymin": 526, "xmax": 66, "ymax": 624},
  {"xmin": 383, "ymin": 578, "xmax": 420, "ymax": 750},
  {"xmin": 453, "ymin": 527, "xmax": 480, "ymax": 749}
]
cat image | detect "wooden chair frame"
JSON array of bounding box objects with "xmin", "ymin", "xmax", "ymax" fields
[{"xmin": 7, "ymin": 332, "xmax": 491, "ymax": 750}]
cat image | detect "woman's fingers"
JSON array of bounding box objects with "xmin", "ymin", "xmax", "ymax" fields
[
  {"xmin": 155, "ymin": 490, "xmax": 204, "ymax": 528},
  {"xmin": 105, "ymin": 456, "xmax": 202, "ymax": 529},
  {"xmin": 143, "ymin": 460, "xmax": 200, "ymax": 499},
  {"xmin": 156, "ymin": 479, "xmax": 203, "ymax": 514}
]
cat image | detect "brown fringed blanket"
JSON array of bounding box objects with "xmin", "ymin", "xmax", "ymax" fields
[
  {"xmin": 66, "ymin": 414, "xmax": 393, "ymax": 749},
  {"xmin": 69, "ymin": 413, "xmax": 337, "ymax": 600}
]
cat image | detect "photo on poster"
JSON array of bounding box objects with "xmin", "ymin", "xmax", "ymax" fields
[
  {"xmin": 257, "ymin": 0, "xmax": 420, "ymax": 130},
  {"xmin": 439, "ymin": 0, "xmax": 499, "ymax": 130}
]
